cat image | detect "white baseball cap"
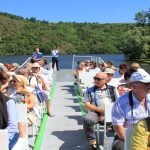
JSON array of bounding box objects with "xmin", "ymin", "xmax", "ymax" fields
[{"xmin": 130, "ymin": 69, "xmax": 150, "ymax": 83}]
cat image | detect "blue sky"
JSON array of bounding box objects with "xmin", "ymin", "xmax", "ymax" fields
[{"xmin": 0, "ymin": 0, "xmax": 149, "ymax": 23}]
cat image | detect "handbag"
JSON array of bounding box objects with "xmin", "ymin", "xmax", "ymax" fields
[
  {"xmin": 35, "ymin": 86, "xmax": 46, "ymax": 103},
  {"xmin": 29, "ymin": 75, "xmax": 46, "ymax": 103}
]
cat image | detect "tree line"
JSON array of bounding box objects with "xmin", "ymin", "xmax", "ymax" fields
[{"xmin": 0, "ymin": 9, "xmax": 150, "ymax": 60}]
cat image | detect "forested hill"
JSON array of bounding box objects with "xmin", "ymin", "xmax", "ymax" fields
[{"xmin": 0, "ymin": 12, "xmax": 149, "ymax": 60}]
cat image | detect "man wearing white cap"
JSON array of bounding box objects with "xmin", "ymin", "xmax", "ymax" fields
[{"xmin": 112, "ymin": 69, "xmax": 150, "ymax": 150}]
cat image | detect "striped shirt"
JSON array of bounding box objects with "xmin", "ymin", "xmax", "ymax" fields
[{"xmin": 112, "ymin": 92, "xmax": 150, "ymax": 128}]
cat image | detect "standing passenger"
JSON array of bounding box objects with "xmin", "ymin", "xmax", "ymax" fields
[
  {"xmin": 32, "ymin": 48, "xmax": 44, "ymax": 62},
  {"xmin": 51, "ymin": 48, "xmax": 60, "ymax": 71}
]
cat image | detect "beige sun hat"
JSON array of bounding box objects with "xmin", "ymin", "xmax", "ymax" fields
[
  {"xmin": 104, "ymin": 68, "xmax": 115, "ymax": 74},
  {"xmin": 14, "ymin": 75, "xmax": 28, "ymax": 86}
]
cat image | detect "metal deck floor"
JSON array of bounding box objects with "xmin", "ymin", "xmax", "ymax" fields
[{"xmin": 41, "ymin": 81, "xmax": 89, "ymax": 150}]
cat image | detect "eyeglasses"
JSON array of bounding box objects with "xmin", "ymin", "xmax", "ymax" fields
[{"xmin": 93, "ymin": 77, "xmax": 105, "ymax": 81}]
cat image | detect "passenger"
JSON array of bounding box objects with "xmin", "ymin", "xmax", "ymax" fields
[
  {"xmin": 4, "ymin": 64, "xmax": 14, "ymax": 72},
  {"xmin": 113, "ymin": 63, "xmax": 128, "ymax": 82},
  {"xmin": 29, "ymin": 63, "xmax": 53, "ymax": 117},
  {"xmin": 130, "ymin": 117, "xmax": 150, "ymax": 150},
  {"xmin": 117, "ymin": 84, "xmax": 125, "ymax": 96},
  {"xmin": 0, "ymin": 91, "xmax": 19, "ymax": 149},
  {"xmin": 73, "ymin": 61, "xmax": 81, "ymax": 79},
  {"xmin": 85, "ymin": 60, "xmax": 91, "ymax": 71},
  {"xmin": 31, "ymin": 48, "xmax": 44, "ymax": 62},
  {"xmin": 83, "ymin": 72, "xmax": 118, "ymax": 150},
  {"xmin": 97, "ymin": 62, "xmax": 106, "ymax": 72},
  {"xmin": 112, "ymin": 69, "xmax": 150, "ymax": 150},
  {"xmin": 51, "ymin": 48, "xmax": 60, "ymax": 71},
  {"xmin": 106, "ymin": 60, "xmax": 116, "ymax": 70},
  {"xmin": 88, "ymin": 61, "xmax": 101, "ymax": 73},
  {"xmin": 0, "ymin": 63, "xmax": 8, "ymax": 72},
  {"xmin": 0, "ymin": 70, "xmax": 10, "ymax": 94},
  {"xmin": 11, "ymin": 63, "xmax": 20, "ymax": 72},
  {"xmin": 104, "ymin": 68, "xmax": 120, "ymax": 88},
  {"xmin": 123, "ymin": 68, "xmax": 137, "ymax": 92},
  {"xmin": 7, "ymin": 75, "xmax": 37, "ymax": 126},
  {"xmin": 75, "ymin": 61, "xmax": 87, "ymax": 83},
  {"xmin": 130, "ymin": 62, "xmax": 140, "ymax": 70}
]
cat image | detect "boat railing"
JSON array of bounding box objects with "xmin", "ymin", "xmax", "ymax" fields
[
  {"xmin": 20, "ymin": 56, "xmax": 52, "ymax": 68},
  {"xmin": 72, "ymin": 54, "xmax": 105, "ymax": 69}
]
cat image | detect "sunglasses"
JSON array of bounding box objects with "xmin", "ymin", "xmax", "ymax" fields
[{"xmin": 93, "ymin": 77, "xmax": 105, "ymax": 81}]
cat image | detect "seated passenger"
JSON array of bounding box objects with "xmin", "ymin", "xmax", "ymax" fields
[
  {"xmin": 117, "ymin": 84, "xmax": 125, "ymax": 96},
  {"xmin": 75, "ymin": 61, "xmax": 87, "ymax": 83},
  {"xmin": 123, "ymin": 68, "xmax": 137, "ymax": 93},
  {"xmin": 83, "ymin": 72, "xmax": 118, "ymax": 150},
  {"xmin": 130, "ymin": 63, "xmax": 140, "ymax": 70},
  {"xmin": 0, "ymin": 91, "xmax": 19, "ymax": 149},
  {"xmin": 7, "ymin": 75, "xmax": 36, "ymax": 125},
  {"xmin": 130, "ymin": 117, "xmax": 150, "ymax": 150},
  {"xmin": 106, "ymin": 60, "xmax": 116, "ymax": 70},
  {"xmin": 112, "ymin": 69, "xmax": 150, "ymax": 150},
  {"xmin": 29, "ymin": 63, "xmax": 53, "ymax": 117},
  {"xmin": 113, "ymin": 63, "xmax": 128, "ymax": 82},
  {"xmin": 104, "ymin": 68, "xmax": 120, "ymax": 88},
  {"xmin": 88, "ymin": 61, "xmax": 101, "ymax": 73},
  {"xmin": 0, "ymin": 70, "xmax": 10, "ymax": 94}
]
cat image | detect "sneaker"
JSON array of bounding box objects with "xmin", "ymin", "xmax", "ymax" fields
[
  {"xmin": 90, "ymin": 144, "xmax": 97, "ymax": 150},
  {"xmin": 47, "ymin": 112, "xmax": 54, "ymax": 117}
]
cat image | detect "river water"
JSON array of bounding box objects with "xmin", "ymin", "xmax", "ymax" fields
[{"xmin": 0, "ymin": 54, "xmax": 149, "ymax": 73}]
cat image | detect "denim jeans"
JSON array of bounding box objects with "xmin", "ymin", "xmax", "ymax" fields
[{"xmin": 9, "ymin": 132, "xmax": 19, "ymax": 150}]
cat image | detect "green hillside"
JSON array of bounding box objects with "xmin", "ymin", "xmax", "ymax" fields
[{"xmin": 0, "ymin": 11, "xmax": 150, "ymax": 60}]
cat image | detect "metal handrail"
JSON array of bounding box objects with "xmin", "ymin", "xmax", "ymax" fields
[
  {"xmin": 72, "ymin": 55, "xmax": 105, "ymax": 69},
  {"xmin": 20, "ymin": 56, "xmax": 53, "ymax": 68}
]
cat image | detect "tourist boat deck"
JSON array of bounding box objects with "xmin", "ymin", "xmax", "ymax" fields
[{"xmin": 40, "ymin": 70, "xmax": 89, "ymax": 150}]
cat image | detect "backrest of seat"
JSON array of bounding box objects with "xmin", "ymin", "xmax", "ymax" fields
[
  {"xmin": 104, "ymin": 102, "xmax": 114, "ymax": 149},
  {"xmin": 105, "ymin": 102, "xmax": 113, "ymax": 123},
  {"xmin": 0, "ymin": 129, "xmax": 8, "ymax": 150},
  {"xmin": 13, "ymin": 104, "xmax": 28, "ymax": 150},
  {"xmin": 124, "ymin": 128, "xmax": 133, "ymax": 150},
  {"xmin": 79, "ymin": 72, "xmax": 95, "ymax": 87},
  {"xmin": 16, "ymin": 104, "xmax": 27, "ymax": 122}
]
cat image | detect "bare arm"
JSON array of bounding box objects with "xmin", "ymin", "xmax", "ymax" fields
[
  {"xmin": 113, "ymin": 125, "xmax": 125, "ymax": 141},
  {"xmin": 84, "ymin": 101, "xmax": 104, "ymax": 115},
  {"xmin": 24, "ymin": 94, "xmax": 35, "ymax": 109}
]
